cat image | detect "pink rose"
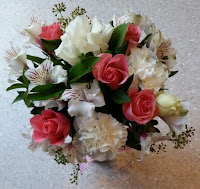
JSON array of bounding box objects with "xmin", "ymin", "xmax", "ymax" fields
[
  {"xmin": 93, "ymin": 53, "xmax": 129, "ymax": 90},
  {"xmin": 39, "ymin": 23, "xmax": 63, "ymax": 40},
  {"xmin": 30, "ymin": 110, "xmax": 71, "ymax": 145},
  {"xmin": 123, "ymin": 88, "xmax": 159, "ymax": 125},
  {"xmin": 124, "ymin": 24, "xmax": 142, "ymax": 55}
]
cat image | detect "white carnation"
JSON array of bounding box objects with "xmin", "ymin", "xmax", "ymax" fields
[
  {"xmin": 128, "ymin": 47, "xmax": 168, "ymax": 92},
  {"xmin": 73, "ymin": 112, "xmax": 127, "ymax": 161},
  {"xmin": 55, "ymin": 15, "xmax": 113, "ymax": 66}
]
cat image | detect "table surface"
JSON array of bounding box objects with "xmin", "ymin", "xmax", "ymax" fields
[{"xmin": 0, "ymin": 0, "xmax": 200, "ymax": 189}]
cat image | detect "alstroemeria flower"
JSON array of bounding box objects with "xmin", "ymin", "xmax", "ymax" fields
[
  {"xmin": 4, "ymin": 45, "xmax": 26, "ymax": 82},
  {"xmin": 33, "ymin": 99, "xmax": 67, "ymax": 111},
  {"xmin": 156, "ymin": 39, "xmax": 177, "ymax": 70},
  {"xmin": 138, "ymin": 132, "xmax": 171, "ymax": 161},
  {"xmin": 22, "ymin": 16, "xmax": 43, "ymax": 46},
  {"xmin": 25, "ymin": 60, "xmax": 67, "ymax": 85},
  {"xmin": 61, "ymin": 80, "xmax": 105, "ymax": 118}
]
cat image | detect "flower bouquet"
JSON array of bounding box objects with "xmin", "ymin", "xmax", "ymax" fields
[{"xmin": 5, "ymin": 3, "xmax": 194, "ymax": 184}]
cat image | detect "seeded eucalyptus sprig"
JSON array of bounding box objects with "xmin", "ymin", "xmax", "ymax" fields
[
  {"xmin": 54, "ymin": 149, "xmax": 68, "ymax": 165},
  {"xmin": 52, "ymin": 2, "xmax": 66, "ymax": 16},
  {"xmin": 150, "ymin": 142, "xmax": 167, "ymax": 154},
  {"xmin": 52, "ymin": 3, "xmax": 86, "ymax": 30},
  {"xmin": 70, "ymin": 164, "xmax": 80, "ymax": 185},
  {"xmin": 170, "ymin": 125, "xmax": 195, "ymax": 149}
]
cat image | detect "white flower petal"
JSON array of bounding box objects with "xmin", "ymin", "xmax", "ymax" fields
[
  {"xmin": 52, "ymin": 65, "xmax": 67, "ymax": 84},
  {"xmin": 161, "ymin": 115, "xmax": 187, "ymax": 136},
  {"xmin": 55, "ymin": 15, "xmax": 113, "ymax": 66},
  {"xmin": 68, "ymin": 99, "xmax": 95, "ymax": 118},
  {"xmin": 25, "ymin": 60, "xmax": 67, "ymax": 85},
  {"xmin": 22, "ymin": 21, "xmax": 42, "ymax": 45},
  {"xmin": 128, "ymin": 47, "xmax": 168, "ymax": 92},
  {"xmin": 138, "ymin": 132, "xmax": 171, "ymax": 161},
  {"xmin": 73, "ymin": 112, "xmax": 127, "ymax": 161},
  {"xmin": 4, "ymin": 46, "xmax": 27, "ymax": 82}
]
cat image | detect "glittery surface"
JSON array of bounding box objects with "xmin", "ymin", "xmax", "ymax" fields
[{"xmin": 0, "ymin": 0, "xmax": 200, "ymax": 188}]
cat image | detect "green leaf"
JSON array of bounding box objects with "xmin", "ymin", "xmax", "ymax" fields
[
  {"xmin": 111, "ymin": 89, "xmax": 131, "ymax": 104},
  {"xmin": 41, "ymin": 39, "xmax": 61, "ymax": 52},
  {"xmin": 98, "ymin": 81, "xmax": 111, "ymax": 97},
  {"xmin": 17, "ymin": 76, "xmax": 24, "ymax": 83},
  {"xmin": 120, "ymin": 75, "xmax": 134, "ymax": 92},
  {"xmin": 69, "ymin": 57, "xmax": 100, "ymax": 83},
  {"xmin": 27, "ymin": 90, "xmax": 65, "ymax": 101},
  {"xmin": 169, "ymin": 70, "xmax": 178, "ymax": 77},
  {"xmin": 22, "ymin": 66, "xmax": 29, "ymax": 86},
  {"xmin": 108, "ymin": 23, "xmax": 129, "ymax": 52},
  {"xmin": 137, "ymin": 33, "xmax": 152, "ymax": 48},
  {"xmin": 6, "ymin": 83, "xmax": 26, "ymax": 91},
  {"xmin": 31, "ymin": 83, "xmax": 65, "ymax": 93},
  {"xmin": 116, "ymin": 40, "xmax": 129, "ymax": 55},
  {"xmin": 27, "ymin": 55, "xmax": 45, "ymax": 63},
  {"xmin": 28, "ymin": 83, "xmax": 66, "ymax": 101},
  {"xmin": 31, "ymin": 107, "xmax": 44, "ymax": 115},
  {"xmin": 126, "ymin": 126, "xmax": 142, "ymax": 150},
  {"xmin": 12, "ymin": 91, "xmax": 25, "ymax": 104},
  {"xmin": 50, "ymin": 57, "xmax": 72, "ymax": 71}
]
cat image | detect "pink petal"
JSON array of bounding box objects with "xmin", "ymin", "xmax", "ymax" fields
[{"xmin": 33, "ymin": 131, "xmax": 47, "ymax": 143}]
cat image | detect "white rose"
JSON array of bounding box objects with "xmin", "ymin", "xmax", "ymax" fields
[{"xmin": 55, "ymin": 15, "xmax": 113, "ymax": 66}]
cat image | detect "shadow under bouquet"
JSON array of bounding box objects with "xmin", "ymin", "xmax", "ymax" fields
[{"xmin": 5, "ymin": 3, "xmax": 194, "ymax": 184}]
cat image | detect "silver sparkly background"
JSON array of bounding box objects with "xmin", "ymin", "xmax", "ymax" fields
[{"xmin": 0, "ymin": 0, "xmax": 200, "ymax": 189}]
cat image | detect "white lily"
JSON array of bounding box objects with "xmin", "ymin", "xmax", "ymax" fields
[
  {"xmin": 61, "ymin": 80, "xmax": 105, "ymax": 118},
  {"xmin": 138, "ymin": 132, "xmax": 171, "ymax": 161},
  {"xmin": 4, "ymin": 44, "xmax": 27, "ymax": 82},
  {"xmin": 25, "ymin": 60, "xmax": 67, "ymax": 85}
]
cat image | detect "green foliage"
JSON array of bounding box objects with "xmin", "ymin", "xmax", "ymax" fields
[
  {"xmin": 69, "ymin": 57, "xmax": 100, "ymax": 83},
  {"xmin": 126, "ymin": 120, "xmax": 160, "ymax": 150},
  {"xmin": 50, "ymin": 57, "xmax": 72, "ymax": 71},
  {"xmin": 120, "ymin": 75, "xmax": 134, "ymax": 92},
  {"xmin": 6, "ymin": 83, "xmax": 26, "ymax": 91},
  {"xmin": 110, "ymin": 75, "xmax": 134, "ymax": 104},
  {"xmin": 27, "ymin": 55, "xmax": 45, "ymax": 64},
  {"xmin": 169, "ymin": 70, "xmax": 178, "ymax": 77},
  {"xmin": 116, "ymin": 40, "xmax": 129, "ymax": 55},
  {"xmin": 12, "ymin": 91, "xmax": 25, "ymax": 104},
  {"xmin": 8, "ymin": 66, "xmax": 31, "ymax": 107},
  {"xmin": 41, "ymin": 39, "xmax": 61, "ymax": 52},
  {"xmin": 31, "ymin": 107, "xmax": 45, "ymax": 115},
  {"xmin": 111, "ymin": 89, "xmax": 131, "ymax": 104},
  {"xmin": 126, "ymin": 124, "xmax": 142, "ymax": 150},
  {"xmin": 108, "ymin": 23, "xmax": 129, "ymax": 53},
  {"xmin": 28, "ymin": 83, "xmax": 66, "ymax": 101},
  {"xmin": 137, "ymin": 33, "xmax": 152, "ymax": 48}
]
